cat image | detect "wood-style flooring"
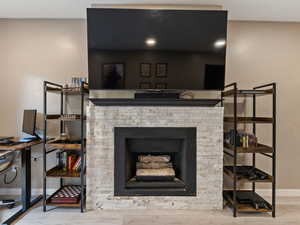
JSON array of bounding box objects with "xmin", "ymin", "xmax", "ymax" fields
[{"xmin": 12, "ymin": 197, "xmax": 300, "ymax": 225}]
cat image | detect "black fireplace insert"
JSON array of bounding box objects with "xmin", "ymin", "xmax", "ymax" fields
[{"xmin": 114, "ymin": 127, "xmax": 196, "ymax": 196}]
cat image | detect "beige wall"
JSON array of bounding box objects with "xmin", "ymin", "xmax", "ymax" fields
[
  {"xmin": 0, "ymin": 19, "xmax": 299, "ymax": 189},
  {"xmin": 0, "ymin": 19, "xmax": 88, "ymax": 189},
  {"xmin": 226, "ymin": 21, "xmax": 300, "ymax": 189},
  {"xmin": 0, "ymin": 19, "xmax": 88, "ymax": 136}
]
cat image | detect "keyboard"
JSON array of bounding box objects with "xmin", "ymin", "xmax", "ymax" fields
[
  {"xmin": 0, "ymin": 137, "xmax": 14, "ymax": 141},
  {"xmin": 0, "ymin": 141, "xmax": 25, "ymax": 146}
]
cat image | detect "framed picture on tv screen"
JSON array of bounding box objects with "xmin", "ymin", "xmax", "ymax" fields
[
  {"xmin": 139, "ymin": 82, "xmax": 152, "ymax": 89},
  {"xmin": 155, "ymin": 63, "xmax": 168, "ymax": 78},
  {"xmin": 140, "ymin": 63, "xmax": 151, "ymax": 78},
  {"xmin": 155, "ymin": 82, "xmax": 167, "ymax": 89},
  {"xmin": 102, "ymin": 63, "xmax": 125, "ymax": 89}
]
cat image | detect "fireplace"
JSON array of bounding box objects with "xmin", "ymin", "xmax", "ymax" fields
[
  {"xmin": 114, "ymin": 127, "xmax": 196, "ymax": 196},
  {"xmin": 87, "ymin": 105, "xmax": 223, "ymax": 210}
]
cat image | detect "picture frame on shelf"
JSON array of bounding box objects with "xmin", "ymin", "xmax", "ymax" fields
[
  {"xmin": 140, "ymin": 63, "xmax": 151, "ymax": 78},
  {"xmin": 155, "ymin": 63, "xmax": 168, "ymax": 78}
]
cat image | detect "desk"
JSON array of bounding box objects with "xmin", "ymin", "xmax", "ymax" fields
[{"xmin": 0, "ymin": 139, "xmax": 42, "ymax": 225}]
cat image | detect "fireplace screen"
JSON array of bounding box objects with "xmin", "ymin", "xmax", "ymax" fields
[{"xmin": 114, "ymin": 127, "xmax": 196, "ymax": 196}]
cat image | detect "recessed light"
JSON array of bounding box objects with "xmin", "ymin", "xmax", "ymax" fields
[
  {"xmin": 214, "ymin": 39, "xmax": 226, "ymax": 48},
  {"xmin": 145, "ymin": 38, "xmax": 156, "ymax": 46}
]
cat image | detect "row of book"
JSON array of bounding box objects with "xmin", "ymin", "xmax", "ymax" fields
[
  {"xmin": 224, "ymin": 129, "xmax": 258, "ymax": 148},
  {"xmin": 57, "ymin": 152, "xmax": 82, "ymax": 172}
]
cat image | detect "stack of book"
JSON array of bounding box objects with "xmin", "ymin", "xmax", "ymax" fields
[
  {"xmin": 224, "ymin": 130, "xmax": 258, "ymax": 148},
  {"xmin": 57, "ymin": 152, "xmax": 81, "ymax": 172}
]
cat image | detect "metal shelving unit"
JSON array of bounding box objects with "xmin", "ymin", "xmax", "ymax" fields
[
  {"xmin": 221, "ymin": 82, "xmax": 276, "ymax": 217},
  {"xmin": 43, "ymin": 81, "xmax": 88, "ymax": 213}
]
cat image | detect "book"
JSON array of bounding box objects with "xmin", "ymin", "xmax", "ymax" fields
[
  {"xmin": 224, "ymin": 130, "xmax": 258, "ymax": 148},
  {"xmin": 67, "ymin": 154, "xmax": 78, "ymax": 171},
  {"xmin": 72, "ymin": 156, "xmax": 81, "ymax": 171},
  {"xmin": 62, "ymin": 152, "xmax": 68, "ymax": 171}
]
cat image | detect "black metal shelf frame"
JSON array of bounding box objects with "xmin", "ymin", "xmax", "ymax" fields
[
  {"xmin": 43, "ymin": 81, "xmax": 88, "ymax": 213},
  {"xmin": 221, "ymin": 82, "xmax": 276, "ymax": 217}
]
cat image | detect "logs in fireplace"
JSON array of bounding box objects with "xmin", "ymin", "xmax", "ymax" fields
[
  {"xmin": 114, "ymin": 127, "xmax": 197, "ymax": 196},
  {"xmin": 135, "ymin": 155, "xmax": 175, "ymax": 181}
]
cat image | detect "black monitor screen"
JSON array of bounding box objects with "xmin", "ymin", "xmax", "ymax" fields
[
  {"xmin": 22, "ymin": 110, "xmax": 37, "ymax": 136},
  {"xmin": 87, "ymin": 8, "xmax": 227, "ymax": 90}
]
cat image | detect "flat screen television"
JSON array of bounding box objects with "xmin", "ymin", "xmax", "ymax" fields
[{"xmin": 87, "ymin": 8, "xmax": 228, "ymax": 91}]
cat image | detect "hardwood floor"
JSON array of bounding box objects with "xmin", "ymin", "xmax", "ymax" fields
[
  {"xmin": 13, "ymin": 197, "xmax": 300, "ymax": 225},
  {"xmin": 0, "ymin": 195, "xmax": 21, "ymax": 223}
]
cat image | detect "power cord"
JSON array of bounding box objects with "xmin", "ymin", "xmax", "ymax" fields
[
  {"xmin": 4, "ymin": 166, "xmax": 18, "ymax": 184},
  {"xmin": 2, "ymin": 153, "xmax": 42, "ymax": 184}
]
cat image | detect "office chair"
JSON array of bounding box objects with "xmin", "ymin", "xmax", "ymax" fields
[{"xmin": 0, "ymin": 151, "xmax": 19, "ymax": 208}]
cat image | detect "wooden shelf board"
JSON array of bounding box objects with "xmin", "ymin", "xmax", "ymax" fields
[
  {"xmin": 46, "ymin": 138, "xmax": 84, "ymax": 150},
  {"xmin": 224, "ymin": 143, "xmax": 273, "ymax": 153},
  {"xmin": 224, "ymin": 166, "xmax": 272, "ymax": 183},
  {"xmin": 46, "ymin": 87, "xmax": 61, "ymax": 92},
  {"xmin": 46, "ymin": 166, "xmax": 80, "ymax": 178},
  {"xmin": 46, "ymin": 114, "xmax": 86, "ymax": 121},
  {"xmin": 224, "ymin": 117, "xmax": 273, "ymax": 124},
  {"xmin": 46, "ymin": 114, "xmax": 61, "ymax": 119},
  {"xmin": 46, "ymin": 201, "xmax": 80, "ymax": 208},
  {"xmin": 222, "ymin": 89, "xmax": 273, "ymax": 97},
  {"xmin": 47, "ymin": 143, "xmax": 81, "ymax": 150},
  {"xmin": 224, "ymin": 190, "xmax": 272, "ymax": 213},
  {"xmin": 46, "ymin": 86, "xmax": 89, "ymax": 94}
]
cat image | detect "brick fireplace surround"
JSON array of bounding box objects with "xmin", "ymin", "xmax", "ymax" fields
[{"xmin": 86, "ymin": 103, "xmax": 223, "ymax": 210}]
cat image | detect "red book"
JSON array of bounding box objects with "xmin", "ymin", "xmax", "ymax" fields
[
  {"xmin": 67, "ymin": 155, "xmax": 74, "ymax": 171},
  {"xmin": 72, "ymin": 156, "xmax": 81, "ymax": 170},
  {"xmin": 68, "ymin": 155, "xmax": 79, "ymax": 171},
  {"xmin": 67, "ymin": 155, "xmax": 72, "ymax": 171}
]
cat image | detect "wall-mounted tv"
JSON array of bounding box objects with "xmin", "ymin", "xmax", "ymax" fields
[{"xmin": 87, "ymin": 8, "xmax": 228, "ymax": 90}]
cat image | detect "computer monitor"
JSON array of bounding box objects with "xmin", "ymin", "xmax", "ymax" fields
[{"xmin": 22, "ymin": 110, "xmax": 37, "ymax": 137}]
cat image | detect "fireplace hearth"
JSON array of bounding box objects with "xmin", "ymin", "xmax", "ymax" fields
[{"xmin": 114, "ymin": 127, "xmax": 196, "ymax": 196}]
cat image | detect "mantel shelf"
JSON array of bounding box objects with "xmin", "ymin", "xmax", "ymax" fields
[{"xmin": 89, "ymin": 98, "xmax": 221, "ymax": 107}]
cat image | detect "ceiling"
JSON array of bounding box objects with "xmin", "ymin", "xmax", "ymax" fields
[{"xmin": 1, "ymin": 0, "xmax": 300, "ymax": 22}]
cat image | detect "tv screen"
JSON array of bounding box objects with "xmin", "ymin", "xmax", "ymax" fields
[{"xmin": 87, "ymin": 8, "xmax": 227, "ymax": 90}]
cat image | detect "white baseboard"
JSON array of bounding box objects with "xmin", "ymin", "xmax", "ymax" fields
[
  {"xmin": 256, "ymin": 189, "xmax": 300, "ymax": 197},
  {"xmin": 1, "ymin": 188, "xmax": 300, "ymax": 197}
]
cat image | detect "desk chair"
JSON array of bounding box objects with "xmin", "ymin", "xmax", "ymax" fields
[{"xmin": 0, "ymin": 151, "xmax": 19, "ymax": 208}]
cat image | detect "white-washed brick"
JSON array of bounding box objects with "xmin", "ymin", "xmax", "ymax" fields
[{"xmin": 87, "ymin": 106, "xmax": 223, "ymax": 210}]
